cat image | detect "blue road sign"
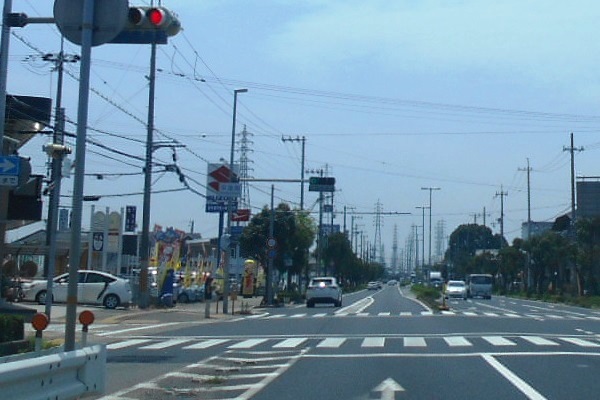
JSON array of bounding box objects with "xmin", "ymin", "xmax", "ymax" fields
[
  {"xmin": 0, "ymin": 156, "xmax": 20, "ymax": 187},
  {"xmin": 0, "ymin": 156, "xmax": 19, "ymax": 175}
]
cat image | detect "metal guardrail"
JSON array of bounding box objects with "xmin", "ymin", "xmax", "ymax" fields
[{"xmin": 0, "ymin": 344, "xmax": 106, "ymax": 400}]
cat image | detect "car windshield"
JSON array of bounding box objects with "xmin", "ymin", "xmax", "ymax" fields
[{"xmin": 8, "ymin": 3, "xmax": 596, "ymax": 399}]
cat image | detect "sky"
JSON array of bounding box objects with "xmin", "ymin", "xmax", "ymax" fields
[{"xmin": 7, "ymin": 0, "xmax": 600, "ymax": 270}]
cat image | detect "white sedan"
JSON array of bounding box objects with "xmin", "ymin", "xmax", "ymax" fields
[
  {"xmin": 22, "ymin": 270, "xmax": 132, "ymax": 309},
  {"xmin": 444, "ymin": 280, "xmax": 467, "ymax": 300}
]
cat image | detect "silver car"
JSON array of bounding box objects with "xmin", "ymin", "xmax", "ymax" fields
[{"xmin": 22, "ymin": 270, "xmax": 132, "ymax": 309}]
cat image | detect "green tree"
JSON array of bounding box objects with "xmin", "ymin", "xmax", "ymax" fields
[
  {"xmin": 238, "ymin": 203, "xmax": 316, "ymax": 289},
  {"xmin": 445, "ymin": 224, "xmax": 505, "ymax": 277},
  {"xmin": 523, "ymin": 231, "xmax": 575, "ymax": 294},
  {"xmin": 576, "ymin": 217, "xmax": 600, "ymax": 295}
]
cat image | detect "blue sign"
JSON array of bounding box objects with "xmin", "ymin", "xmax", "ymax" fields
[
  {"xmin": 0, "ymin": 156, "xmax": 20, "ymax": 187},
  {"xmin": 0, "ymin": 156, "xmax": 19, "ymax": 175}
]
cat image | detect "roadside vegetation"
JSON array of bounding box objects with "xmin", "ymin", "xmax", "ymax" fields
[
  {"xmin": 440, "ymin": 216, "xmax": 600, "ymax": 308},
  {"xmin": 410, "ymin": 284, "xmax": 441, "ymax": 309}
]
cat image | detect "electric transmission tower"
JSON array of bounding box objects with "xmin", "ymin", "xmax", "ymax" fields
[
  {"xmin": 373, "ymin": 200, "xmax": 384, "ymax": 266},
  {"xmin": 391, "ymin": 224, "xmax": 398, "ymax": 275}
]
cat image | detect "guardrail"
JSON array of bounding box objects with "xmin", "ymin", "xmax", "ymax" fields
[{"xmin": 0, "ymin": 344, "xmax": 106, "ymax": 400}]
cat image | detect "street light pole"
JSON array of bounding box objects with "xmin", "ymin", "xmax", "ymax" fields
[
  {"xmin": 224, "ymin": 88, "xmax": 247, "ymax": 314},
  {"xmin": 422, "ymin": 187, "xmax": 440, "ymax": 266}
]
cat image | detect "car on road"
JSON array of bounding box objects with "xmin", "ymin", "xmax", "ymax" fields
[
  {"xmin": 367, "ymin": 281, "xmax": 381, "ymax": 290},
  {"xmin": 306, "ymin": 277, "xmax": 342, "ymax": 307},
  {"xmin": 387, "ymin": 279, "xmax": 397, "ymax": 286},
  {"xmin": 445, "ymin": 280, "xmax": 467, "ymax": 300},
  {"xmin": 466, "ymin": 273, "xmax": 493, "ymax": 299},
  {"xmin": 21, "ymin": 270, "xmax": 132, "ymax": 309}
]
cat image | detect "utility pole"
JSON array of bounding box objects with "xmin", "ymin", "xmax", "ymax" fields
[
  {"xmin": 421, "ymin": 187, "xmax": 440, "ymax": 267},
  {"xmin": 281, "ymin": 136, "xmax": 306, "ymax": 210},
  {"xmin": 563, "ymin": 133, "xmax": 584, "ymax": 229},
  {"xmin": 42, "ymin": 43, "xmax": 79, "ymax": 320},
  {"xmin": 518, "ymin": 158, "xmax": 533, "ymax": 290},
  {"xmin": 495, "ymin": 186, "xmax": 508, "ymax": 248}
]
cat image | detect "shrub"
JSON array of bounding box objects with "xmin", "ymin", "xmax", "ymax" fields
[{"xmin": 0, "ymin": 315, "xmax": 24, "ymax": 343}]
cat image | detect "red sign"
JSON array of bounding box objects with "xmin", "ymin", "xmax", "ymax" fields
[{"xmin": 232, "ymin": 209, "xmax": 250, "ymax": 222}]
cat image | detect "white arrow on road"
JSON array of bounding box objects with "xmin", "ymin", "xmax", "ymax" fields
[
  {"xmin": 0, "ymin": 157, "xmax": 16, "ymax": 174},
  {"xmin": 373, "ymin": 378, "xmax": 405, "ymax": 400}
]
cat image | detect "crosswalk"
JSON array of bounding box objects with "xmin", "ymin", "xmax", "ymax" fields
[
  {"xmin": 239, "ymin": 310, "xmax": 600, "ymax": 321},
  {"xmin": 106, "ymin": 335, "xmax": 600, "ymax": 352}
]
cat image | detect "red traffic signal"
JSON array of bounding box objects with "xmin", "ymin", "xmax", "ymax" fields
[
  {"xmin": 126, "ymin": 6, "xmax": 180, "ymax": 34},
  {"xmin": 111, "ymin": 6, "xmax": 182, "ymax": 44}
]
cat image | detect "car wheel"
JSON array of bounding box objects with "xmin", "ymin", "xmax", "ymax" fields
[
  {"xmin": 335, "ymin": 299, "xmax": 342, "ymax": 307},
  {"xmin": 103, "ymin": 294, "xmax": 120, "ymax": 309},
  {"xmin": 178, "ymin": 293, "xmax": 189, "ymax": 303},
  {"xmin": 307, "ymin": 300, "xmax": 314, "ymax": 308},
  {"xmin": 36, "ymin": 290, "xmax": 48, "ymax": 305}
]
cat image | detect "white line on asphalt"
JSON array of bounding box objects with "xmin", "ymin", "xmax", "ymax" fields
[
  {"xmin": 378, "ymin": 312, "xmax": 391, "ymax": 316},
  {"xmin": 520, "ymin": 336, "xmax": 559, "ymax": 346},
  {"xmin": 481, "ymin": 354, "xmax": 548, "ymax": 400},
  {"xmin": 313, "ymin": 313, "xmax": 327, "ymax": 318},
  {"xmin": 559, "ymin": 337, "xmax": 600, "ymax": 347},
  {"xmin": 228, "ymin": 338, "xmax": 269, "ymax": 349},
  {"xmin": 107, "ymin": 339, "xmax": 153, "ymax": 350},
  {"xmin": 404, "ymin": 337, "xmax": 427, "ymax": 347},
  {"xmin": 462, "ymin": 312, "xmax": 478, "ymax": 316},
  {"xmin": 420, "ymin": 311, "xmax": 433, "ymax": 316},
  {"xmin": 264, "ymin": 314, "xmax": 285, "ymax": 319},
  {"xmin": 317, "ymin": 338, "xmax": 346, "ymax": 348},
  {"xmin": 289, "ymin": 313, "xmax": 306, "ymax": 318},
  {"xmin": 273, "ymin": 338, "xmax": 308, "ymax": 348},
  {"xmin": 482, "ymin": 336, "xmax": 516, "ymax": 346},
  {"xmin": 443, "ymin": 337, "xmax": 472, "ymax": 347},
  {"xmin": 140, "ymin": 339, "xmax": 192, "ymax": 350},
  {"xmin": 362, "ymin": 337, "xmax": 386, "ymax": 347},
  {"xmin": 483, "ymin": 312, "xmax": 499, "ymax": 317},
  {"xmin": 400, "ymin": 312, "xmax": 412, "ymax": 316},
  {"xmin": 182, "ymin": 339, "xmax": 229, "ymax": 349}
]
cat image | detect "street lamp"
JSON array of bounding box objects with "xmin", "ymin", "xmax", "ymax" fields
[
  {"xmin": 223, "ymin": 88, "xmax": 247, "ymax": 314},
  {"xmin": 421, "ymin": 187, "xmax": 441, "ymax": 266}
]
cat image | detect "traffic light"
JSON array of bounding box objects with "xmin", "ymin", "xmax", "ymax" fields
[{"xmin": 110, "ymin": 6, "xmax": 182, "ymax": 44}]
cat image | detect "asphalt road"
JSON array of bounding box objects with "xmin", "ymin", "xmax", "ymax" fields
[{"xmin": 66, "ymin": 285, "xmax": 600, "ymax": 400}]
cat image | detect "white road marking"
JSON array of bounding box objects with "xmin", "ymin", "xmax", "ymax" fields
[
  {"xmin": 362, "ymin": 337, "xmax": 386, "ymax": 347},
  {"xmin": 97, "ymin": 322, "xmax": 183, "ymax": 336},
  {"xmin": 400, "ymin": 312, "xmax": 412, "ymax": 316},
  {"xmin": 444, "ymin": 337, "xmax": 472, "ymax": 347},
  {"xmin": 290, "ymin": 313, "xmax": 306, "ymax": 318},
  {"xmin": 421, "ymin": 311, "xmax": 433, "ymax": 316},
  {"xmin": 520, "ymin": 336, "xmax": 559, "ymax": 346},
  {"xmin": 107, "ymin": 339, "xmax": 152, "ymax": 350},
  {"xmin": 482, "ymin": 336, "xmax": 516, "ymax": 346},
  {"xmin": 183, "ymin": 339, "xmax": 229, "ymax": 349},
  {"xmin": 462, "ymin": 312, "xmax": 477, "ymax": 316},
  {"xmin": 313, "ymin": 313, "xmax": 327, "ymax": 318},
  {"xmin": 378, "ymin": 312, "xmax": 391, "ymax": 316},
  {"xmin": 482, "ymin": 354, "xmax": 547, "ymax": 400},
  {"xmin": 404, "ymin": 337, "xmax": 427, "ymax": 347},
  {"xmin": 228, "ymin": 338, "xmax": 269, "ymax": 349},
  {"xmin": 273, "ymin": 338, "xmax": 308, "ymax": 348},
  {"xmin": 559, "ymin": 337, "xmax": 600, "ymax": 347},
  {"xmin": 140, "ymin": 339, "xmax": 191, "ymax": 350},
  {"xmin": 317, "ymin": 338, "xmax": 346, "ymax": 348}
]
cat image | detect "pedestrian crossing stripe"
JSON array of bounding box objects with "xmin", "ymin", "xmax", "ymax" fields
[
  {"xmin": 106, "ymin": 335, "xmax": 600, "ymax": 351},
  {"xmin": 244, "ymin": 311, "xmax": 599, "ymax": 320}
]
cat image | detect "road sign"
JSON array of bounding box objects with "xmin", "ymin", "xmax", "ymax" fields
[
  {"xmin": 53, "ymin": 0, "xmax": 128, "ymax": 46},
  {"xmin": 232, "ymin": 209, "xmax": 250, "ymax": 222},
  {"xmin": 0, "ymin": 156, "xmax": 20, "ymax": 187},
  {"xmin": 206, "ymin": 163, "xmax": 240, "ymax": 213},
  {"xmin": 309, "ymin": 176, "xmax": 336, "ymax": 192}
]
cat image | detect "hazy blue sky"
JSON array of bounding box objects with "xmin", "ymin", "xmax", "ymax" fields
[{"xmin": 8, "ymin": 1, "xmax": 600, "ymax": 268}]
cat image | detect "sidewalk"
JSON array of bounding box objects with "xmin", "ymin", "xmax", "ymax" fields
[{"xmin": 23, "ymin": 295, "xmax": 265, "ymax": 327}]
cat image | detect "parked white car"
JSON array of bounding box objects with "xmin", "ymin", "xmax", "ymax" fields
[
  {"xmin": 22, "ymin": 270, "xmax": 132, "ymax": 309},
  {"xmin": 306, "ymin": 277, "xmax": 342, "ymax": 307}
]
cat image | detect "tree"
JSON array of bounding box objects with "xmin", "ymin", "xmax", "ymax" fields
[
  {"xmin": 523, "ymin": 231, "xmax": 575, "ymax": 294},
  {"xmin": 445, "ymin": 224, "xmax": 505, "ymax": 277},
  {"xmin": 238, "ymin": 203, "xmax": 316, "ymax": 289},
  {"xmin": 576, "ymin": 217, "xmax": 600, "ymax": 295}
]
